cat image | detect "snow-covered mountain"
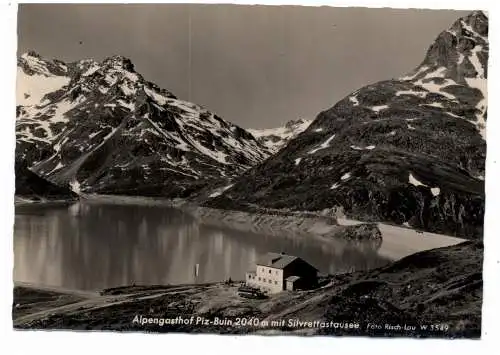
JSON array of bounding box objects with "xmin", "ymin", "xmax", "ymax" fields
[
  {"xmin": 247, "ymin": 119, "xmax": 312, "ymax": 153},
  {"xmin": 206, "ymin": 11, "xmax": 488, "ymax": 238},
  {"xmin": 16, "ymin": 52, "xmax": 270, "ymax": 197}
]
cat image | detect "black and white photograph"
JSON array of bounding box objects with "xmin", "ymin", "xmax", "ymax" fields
[{"xmin": 11, "ymin": 3, "xmax": 487, "ymax": 339}]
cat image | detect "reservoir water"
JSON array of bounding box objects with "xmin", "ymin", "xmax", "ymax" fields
[{"xmin": 14, "ymin": 201, "xmax": 455, "ymax": 291}]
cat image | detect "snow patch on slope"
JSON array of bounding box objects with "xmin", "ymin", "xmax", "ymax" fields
[
  {"xmin": 371, "ymin": 105, "xmax": 389, "ymax": 112},
  {"xmin": 395, "ymin": 90, "xmax": 428, "ymax": 98},
  {"xmin": 414, "ymin": 68, "xmax": 457, "ymax": 100},
  {"xmin": 409, "ymin": 173, "xmax": 440, "ymax": 196},
  {"xmin": 464, "ymin": 44, "xmax": 487, "ymax": 140},
  {"xmin": 144, "ymin": 87, "xmax": 168, "ymax": 105},
  {"xmin": 330, "ymin": 172, "xmax": 352, "ymax": 190},
  {"xmin": 431, "ymin": 187, "xmax": 441, "ymax": 196},
  {"xmin": 349, "ymin": 95, "xmax": 359, "ymax": 106},
  {"xmin": 308, "ymin": 134, "xmax": 336, "ymax": 154},
  {"xmin": 209, "ymin": 184, "xmax": 234, "ymax": 198},
  {"xmin": 17, "ymin": 67, "xmax": 70, "ymax": 106},
  {"xmin": 341, "ymin": 172, "xmax": 351, "ymax": 181},
  {"xmin": 350, "ymin": 145, "xmax": 375, "ymax": 150},
  {"xmin": 409, "ymin": 173, "xmax": 426, "ymax": 187}
]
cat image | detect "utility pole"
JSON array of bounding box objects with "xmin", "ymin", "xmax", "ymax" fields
[{"xmin": 194, "ymin": 263, "xmax": 199, "ymax": 283}]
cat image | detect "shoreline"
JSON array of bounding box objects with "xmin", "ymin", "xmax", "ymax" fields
[
  {"xmin": 79, "ymin": 193, "xmax": 187, "ymax": 207},
  {"xmin": 14, "ymin": 197, "xmax": 78, "ymax": 208},
  {"xmin": 31, "ymin": 193, "xmax": 466, "ymax": 252},
  {"xmin": 75, "ymin": 194, "xmax": 370, "ymax": 243},
  {"xmin": 184, "ymin": 205, "xmax": 342, "ymax": 240},
  {"xmin": 14, "ymin": 193, "xmax": 466, "ymax": 258}
]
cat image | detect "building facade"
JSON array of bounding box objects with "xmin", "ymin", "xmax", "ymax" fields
[{"xmin": 245, "ymin": 252, "xmax": 318, "ymax": 294}]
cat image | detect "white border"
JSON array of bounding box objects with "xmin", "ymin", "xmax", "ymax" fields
[{"xmin": 1, "ymin": 1, "xmax": 498, "ymax": 354}]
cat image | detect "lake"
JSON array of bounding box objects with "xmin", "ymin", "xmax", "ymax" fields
[{"xmin": 14, "ymin": 201, "xmax": 413, "ymax": 291}]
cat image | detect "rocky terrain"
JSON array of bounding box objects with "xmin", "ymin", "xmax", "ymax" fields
[
  {"xmin": 247, "ymin": 119, "xmax": 312, "ymax": 153},
  {"xmin": 206, "ymin": 11, "xmax": 487, "ymax": 239},
  {"xmin": 13, "ymin": 241, "xmax": 482, "ymax": 338},
  {"xmin": 16, "ymin": 52, "xmax": 270, "ymax": 197},
  {"xmin": 14, "ymin": 160, "xmax": 77, "ymax": 203}
]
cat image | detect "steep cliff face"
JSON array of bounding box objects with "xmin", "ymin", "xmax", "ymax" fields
[
  {"xmin": 206, "ymin": 11, "xmax": 487, "ymax": 239},
  {"xmin": 16, "ymin": 53, "xmax": 270, "ymax": 197}
]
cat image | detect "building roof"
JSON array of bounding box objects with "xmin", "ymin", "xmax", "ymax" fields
[
  {"xmin": 285, "ymin": 276, "xmax": 301, "ymax": 282},
  {"xmin": 256, "ymin": 252, "xmax": 318, "ymax": 270}
]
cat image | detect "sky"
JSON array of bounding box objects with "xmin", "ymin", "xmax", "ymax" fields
[{"xmin": 17, "ymin": 4, "xmax": 469, "ymax": 129}]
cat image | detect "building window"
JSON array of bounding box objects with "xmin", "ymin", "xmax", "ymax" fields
[
  {"xmin": 258, "ymin": 277, "xmax": 261, "ymax": 281},
  {"xmin": 269, "ymin": 280, "xmax": 272, "ymax": 284},
  {"xmin": 275, "ymin": 281, "xmax": 278, "ymax": 285},
  {"xmin": 263, "ymin": 278, "xmax": 266, "ymax": 282},
  {"xmin": 269, "ymin": 269, "xmax": 271, "ymax": 274}
]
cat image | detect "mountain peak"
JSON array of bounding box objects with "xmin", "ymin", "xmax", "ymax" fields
[
  {"xmin": 18, "ymin": 51, "xmax": 68, "ymax": 77},
  {"xmin": 102, "ymin": 55, "xmax": 135, "ymax": 72},
  {"xmin": 285, "ymin": 118, "xmax": 309, "ymax": 129},
  {"xmin": 248, "ymin": 119, "xmax": 312, "ymax": 153},
  {"xmin": 16, "ymin": 50, "xmax": 271, "ymax": 197},
  {"xmin": 467, "ymin": 10, "xmax": 488, "ymax": 22},
  {"xmin": 21, "ymin": 50, "xmax": 43, "ymax": 60},
  {"xmin": 451, "ymin": 10, "xmax": 488, "ymax": 39},
  {"xmin": 400, "ymin": 9, "xmax": 488, "ymax": 96}
]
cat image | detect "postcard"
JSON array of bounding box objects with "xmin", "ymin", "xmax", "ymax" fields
[{"xmin": 13, "ymin": 3, "xmax": 487, "ymax": 339}]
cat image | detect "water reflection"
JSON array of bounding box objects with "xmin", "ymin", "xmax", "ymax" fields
[{"xmin": 14, "ymin": 202, "xmax": 390, "ymax": 291}]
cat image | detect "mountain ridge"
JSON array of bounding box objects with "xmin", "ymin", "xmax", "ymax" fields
[
  {"xmin": 205, "ymin": 11, "xmax": 487, "ymax": 239},
  {"xmin": 16, "ymin": 52, "xmax": 271, "ymax": 197}
]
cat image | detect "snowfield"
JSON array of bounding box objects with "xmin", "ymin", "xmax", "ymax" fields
[
  {"xmin": 17, "ymin": 68, "xmax": 70, "ymax": 107},
  {"xmin": 248, "ymin": 119, "xmax": 312, "ymax": 153}
]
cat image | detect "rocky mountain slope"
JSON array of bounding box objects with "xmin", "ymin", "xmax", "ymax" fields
[
  {"xmin": 15, "ymin": 160, "xmax": 77, "ymax": 202},
  {"xmin": 247, "ymin": 119, "xmax": 312, "ymax": 153},
  {"xmin": 206, "ymin": 11, "xmax": 488, "ymax": 239},
  {"xmin": 16, "ymin": 52, "xmax": 270, "ymax": 197}
]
